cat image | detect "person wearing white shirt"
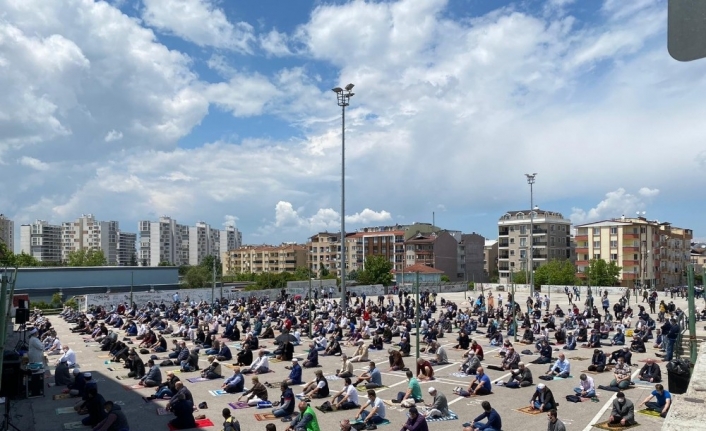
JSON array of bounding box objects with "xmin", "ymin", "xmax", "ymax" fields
[
  {"xmin": 27, "ymin": 329, "xmax": 45, "ymax": 365},
  {"xmin": 356, "ymin": 389, "xmax": 386, "ymax": 425},
  {"xmin": 243, "ymin": 350, "xmax": 270, "ymax": 374},
  {"xmin": 574, "ymin": 373, "xmax": 596, "ymax": 398},
  {"xmin": 332, "ymin": 377, "xmax": 359, "ymax": 410},
  {"xmin": 57, "ymin": 345, "xmax": 77, "ymax": 367},
  {"xmin": 47, "ymin": 337, "xmax": 62, "ymax": 355}
]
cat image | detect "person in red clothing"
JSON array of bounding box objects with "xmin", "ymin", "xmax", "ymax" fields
[
  {"xmin": 417, "ymin": 358, "xmax": 434, "ymax": 381},
  {"xmin": 468, "ymin": 340, "xmax": 484, "ymax": 361}
]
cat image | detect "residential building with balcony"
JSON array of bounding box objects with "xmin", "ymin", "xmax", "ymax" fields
[
  {"xmin": 497, "ymin": 209, "xmax": 573, "ymax": 282},
  {"xmin": 19, "ymin": 220, "xmax": 62, "ymax": 263},
  {"xmin": 220, "ymin": 225, "xmax": 242, "ymax": 255},
  {"xmin": 223, "ymin": 244, "xmax": 307, "ymax": 274},
  {"xmin": 575, "ymin": 217, "xmax": 693, "ymax": 288},
  {"xmin": 116, "ymin": 232, "xmax": 137, "ymax": 266},
  {"xmin": 139, "ymin": 216, "xmax": 185, "ymax": 266},
  {"xmin": 61, "ymin": 214, "xmax": 119, "ymax": 264},
  {"xmin": 404, "ymin": 231, "xmax": 458, "ymax": 279},
  {"xmin": 350, "ymin": 229, "xmax": 406, "ymax": 273},
  {"xmin": 484, "ymin": 240, "xmax": 499, "ymax": 281},
  {"xmin": 188, "ymin": 221, "xmax": 220, "ymax": 266},
  {"xmin": 0, "ymin": 214, "xmax": 13, "ymax": 251},
  {"xmin": 307, "ymin": 232, "xmax": 341, "ymax": 276},
  {"xmin": 458, "ymin": 233, "xmax": 486, "ymax": 282},
  {"xmin": 691, "ymin": 243, "xmax": 706, "ymax": 273}
]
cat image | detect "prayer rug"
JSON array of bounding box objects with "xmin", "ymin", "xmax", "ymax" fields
[
  {"xmin": 637, "ymin": 409, "xmax": 663, "ymax": 418},
  {"xmin": 228, "ymin": 402, "xmax": 250, "ymax": 410},
  {"xmin": 425, "ymin": 411, "xmax": 458, "ymax": 422},
  {"xmin": 591, "ymin": 420, "xmax": 640, "ymax": 430},
  {"xmin": 167, "ymin": 418, "xmax": 214, "ymax": 430},
  {"xmin": 208, "ymin": 390, "xmax": 228, "ymax": 396},
  {"xmin": 253, "ymin": 413, "xmax": 278, "ymax": 421},
  {"xmin": 514, "ymin": 406, "xmax": 542, "ymax": 416},
  {"xmin": 187, "ymin": 377, "xmax": 220, "ymax": 383},
  {"xmin": 53, "ymin": 394, "xmax": 72, "ymax": 400},
  {"xmin": 55, "ymin": 407, "xmax": 76, "ymax": 415},
  {"xmin": 351, "ymin": 419, "xmax": 391, "ymax": 426}
]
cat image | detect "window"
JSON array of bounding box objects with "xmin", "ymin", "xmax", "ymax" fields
[
  {"xmin": 510, "ymin": 250, "xmax": 515, "ymax": 256},
  {"xmin": 593, "ymin": 241, "xmax": 600, "ymax": 248},
  {"xmin": 550, "ymin": 237, "xmax": 555, "ymax": 246},
  {"xmin": 610, "ymin": 227, "xmax": 618, "ymax": 235},
  {"xmin": 520, "ymin": 238, "xmax": 527, "ymax": 247},
  {"xmin": 611, "ymin": 253, "xmax": 618, "ymax": 261},
  {"xmin": 610, "ymin": 240, "xmax": 618, "ymax": 248},
  {"xmin": 593, "ymin": 228, "xmax": 600, "ymax": 235},
  {"xmin": 640, "ymin": 227, "xmax": 646, "ymax": 234},
  {"xmin": 517, "ymin": 213, "xmax": 525, "ymax": 220},
  {"xmin": 519, "ymin": 226, "xmax": 527, "ymax": 234},
  {"xmin": 634, "ymin": 254, "xmax": 638, "ymax": 260},
  {"xmin": 633, "ymin": 227, "xmax": 638, "ymax": 234},
  {"xmin": 510, "ymin": 238, "xmax": 515, "ymax": 244},
  {"xmin": 520, "ymin": 250, "xmax": 527, "ymax": 259},
  {"xmin": 510, "ymin": 262, "xmax": 515, "ymax": 267},
  {"xmin": 551, "ymin": 224, "xmax": 555, "ymax": 231},
  {"xmin": 594, "ymin": 254, "xmax": 601, "ymax": 260}
]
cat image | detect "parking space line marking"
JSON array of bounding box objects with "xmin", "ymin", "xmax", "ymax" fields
[{"xmin": 580, "ymin": 368, "xmax": 641, "ymax": 431}]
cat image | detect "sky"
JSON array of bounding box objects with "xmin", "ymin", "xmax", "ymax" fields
[{"xmin": 1, "ymin": 0, "xmax": 705, "ymax": 251}]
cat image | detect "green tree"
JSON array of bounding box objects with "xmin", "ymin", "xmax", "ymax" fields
[
  {"xmin": 183, "ymin": 265, "xmax": 211, "ymax": 288},
  {"xmin": 489, "ymin": 269, "xmax": 499, "ymax": 283},
  {"xmin": 11, "ymin": 252, "xmax": 40, "ymax": 267},
  {"xmin": 534, "ymin": 260, "xmax": 577, "ymax": 286},
  {"xmin": 66, "ymin": 249, "xmax": 106, "ymax": 266},
  {"xmin": 347, "ymin": 270, "xmax": 359, "ymax": 281},
  {"xmin": 129, "ymin": 253, "xmax": 138, "ymax": 266},
  {"xmin": 292, "ymin": 266, "xmax": 312, "ymax": 281},
  {"xmin": 319, "ymin": 265, "xmax": 330, "ymax": 278},
  {"xmin": 357, "ymin": 255, "xmax": 393, "ymax": 286},
  {"xmin": 512, "ymin": 270, "xmax": 528, "ymax": 284},
  {"xmin": 440, "ymin": 275, "xmax": 450, "ymax": 282},
  {"xmin": 200, "ymin": 255, "xmax": 222, "ymax": 277},
  {"xmin": 158, "ymin": 261, "xmax": 174, "ymax": 266},
  {"xmin": 586, "ymin": 259, "xmax": 622, "ymax": 286}
]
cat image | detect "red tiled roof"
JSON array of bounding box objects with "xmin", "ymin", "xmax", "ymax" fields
[{"xmin": 394, "ymin": 263, "xmax": 443, "ymax": 274}]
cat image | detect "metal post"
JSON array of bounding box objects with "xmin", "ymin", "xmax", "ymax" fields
[
  {"xmin": 130, "ymin": 271, "xmax": 134, "ymax": 307},
  {"xmin": 333, "ymin": 84, "xmax": 354, "ymax": 311},
  {"xmin": 308, "ymin": 276, "xmax": 313, "ymax": 336},
  {"xmin": 212, "ymin": 255, "xmax": 216, "ymax": 304},
  {"xmin": 511, "ymin": 267, "xmax": 518, "ymax": 342},
  {"xmin": 220, "ymin": 254, "xmax": 223, "ymax": 301},
  {"xmin": 688, "ymin": 265, "xmax": 697, "ymax": 364},
  {"xmin": 415, "ymin": 271, "xmax": 420, "ymax": 360},
  {"xmin": 526, "ymin": 173, "xmax": 536, "ymax": 294}
]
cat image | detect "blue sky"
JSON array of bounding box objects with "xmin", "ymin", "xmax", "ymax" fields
[{"xmin": 1, "ymin": 0, "xmax": 705, "ymax": 250}]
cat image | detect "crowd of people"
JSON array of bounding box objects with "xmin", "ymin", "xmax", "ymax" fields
[{"xmin": 26, "ymin": 285, "xmax": 681, "ymax": 431}]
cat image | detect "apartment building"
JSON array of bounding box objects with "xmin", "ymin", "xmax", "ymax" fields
[
  {"xmin": 307, "ymin": 232, "xmax": 341, "ymax": 276},
  {"xmin": 116, "ymin": 232, "xmax": 137, "ymax": 266},
  {"xmin": 404, "ymin": 231, "xmax": 459, "ymax": 279},
  {"xmin": 484, "ymin": 240, "xmax": 499, "ymax": 281},
  {"xmin": 220, "ymin": 225, "xmax": 242, "ymax": 255},
  {"xmin": 458, "ymin": 233, "xmax": 486, "ymax": 282},
  {"xmin": 691, "ymin": 243, "xmax": 706, "ymax": 273},
  {"xmin": 351, "ymin": 229, "xmax": 406, "ymax": 272},
  {"xmin": 0, "ymin": 214, "xmax": 13, "ymax": 251},
  {"xmin": 223, "ymin": 244, "xmax": 307, "ymax": 274},
  {"xmin": 497, "ymin": 209, "xmax": 573, "ymax": 282},
  {"xmin": 575, "ymin": 217, "xmax": 693, "ymax": 288},
  {"xmin": 188, "ymin": 222, "xmax": 220, "ymax": 266},
  {"xmin": 19, "ymin": 220, "xmax": 62, "ymax": 263},
  {"xmin": 61, "ymin": 214, "xmax": 119, "ymax": 264}
]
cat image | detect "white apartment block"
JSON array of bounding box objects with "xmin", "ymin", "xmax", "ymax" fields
[
  {"xmin": 0, "ymin": 214, "xmax": 13, "ymax": 251},
  {"xmin": 220, "ymin": 225, "xmax": 242, "ymax": 255},
  {"xmin": 61, "ymin": 214, "xmax": 119, "ymax": 264},
  {"xmin": 20, "ymin": 220, "xmax": 62, "ymax": 263},
  {"xmin": 188, "ymin": 221, "xmax": 220, "ymax": 266},
  {"xmin": 116, "ymin": 232, "xmax": 137, "ymax": 266}
]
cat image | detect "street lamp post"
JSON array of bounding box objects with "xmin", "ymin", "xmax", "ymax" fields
[
  {"xmin": 525, "ymin": 173, "xmax": 537, "ymax": 294},
  {"xmin": 333, "ymin": 83, "xmax": 355, "ymax": 311}
]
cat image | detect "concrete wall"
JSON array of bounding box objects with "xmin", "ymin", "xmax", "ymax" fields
[
  {"xmin": 473, "ymin": 283, "xmax": 629, "ymax": 296},
  {"xmin": 663, "ymin": 342, "xmax": 706, "ymax": 431},
  {"xmin": 14, "ymin": 266, "xmax": 178, "ymax": 289}
]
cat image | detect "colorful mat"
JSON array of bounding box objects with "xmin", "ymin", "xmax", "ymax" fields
[
  {"xmin": 167, "ymin": 418, "xmax": 214, "ymax": 430},
  {"xmin": 351, "ymin": 419, "xmax": 391, "ymax": 426},
  {"xmin": 426, "ymin": 411, "xmax": 458, "ymax": 422},
  {"xmin": 53, "ymin": 394, "xmax": 72, "ymax": 400},
  {"xmin": 228, "ymin": 402, "xmax": 250, "ymax": 410},
  {"xmin": 208, "ymin": 390, "xmax": 228, "ymax": 396},
  {"xmin": 186, "ymin": 377, "xmax": 217, "ymax": 383},
  {"xmin": 356, "ymin": 385, "xmax": 388, "ymax": 393},
  {"xmin": 450, "ymin": 372, "xmax": 470, "ymax": 378},
  {"xmin": 124, "ymin": 384, "xmax": 147, "ymax": 390},
  {"xmin": 591, "ymin": 420, "xmax": 640, "ymax": 430},
  {"xmin": 55, "ymin": 407, "xmax": 75, "ymax": 415},
  {"xmin": 254, "ymin": 413, "xmax": 278, "ymax": 421},
  {"xmin": 515, "ymin": 406, "xmax": 542, "ymax": 416},
  {"xmin": 156, "ymin": 407, "xmax": 170, "ymax": 416},
  {"xmin": 637, "ymin": 409, "xmax": 663, "ymax": 418}
]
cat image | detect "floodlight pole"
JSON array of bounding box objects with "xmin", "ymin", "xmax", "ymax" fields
[
  {"xmin": 333, "ymin": 84, "xmax": 355, "ymax": 311},
  {"xmin": 526, "ymin": 173, "xmax": 537, "ymax": 294}
]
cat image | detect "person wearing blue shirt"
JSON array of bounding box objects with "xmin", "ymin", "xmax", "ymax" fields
[
  {"xmin": 546, "ymin": 353, "xmax": 570, "ymax": 378},
  {"xmin": 217, "ymin": 344, "xmax": 232, "ymax": 361},
  {"xmin": 639, "ymin": 384, "xmax": 671, "ymax": 418},
  {"xmin": 303, "ymin": 343, "xmax": 319, "ymax": 368},
  {"xmin": 272, "ymin": 382, "xmax": 295, "ymax": 418},
  {"xmin": 465, "ymin": 401, "xmax": 501, "ymax": 431},
  {"xmin": 285, "ymin": 359, "xmax": 303, "ymax": 386},
  {"xmin": 612, "ymin": 329, "xmax": 625, "ymax": 346},
  {"xmin": 223, "ymin": 366, "xmax": 245, "ymax": 393},
  {"xmin": 458, "ymin": 366, "xmax": 491, "ymax": 396}
]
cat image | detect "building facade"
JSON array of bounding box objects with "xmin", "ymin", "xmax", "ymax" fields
[
  {"xmin": 351, "ymin": 229, "xmax": 406, "ymax": 273},
  {"xmin": 404, "ymin": 231, "xmax": 459, "ymax": 279},
  {"xmin": 61, "ymin": 214, "xmax": 119, "ymax": 264},
  {"xmin": 0, "ymin": 214, "xmax": 13, "ymax": 251},
  {"xmin": 497, "ymin": 209, "xmax": 573, "ymax": 283},
  {"xmin": 307, "ymin": 232, "xmax": 341, "ymax": 276},
  {"xmin": 19, "ymin": 220, "xmax": 62, "ymax": 263},
  {"xmin": 575, "ymin": 217, "xmax": 693, "ymax": 288},
  {"xmin": 220, "ymin": 225, "xmax": 242, "ymax": 255},
  {"xmin": 223, "ymin": 244, "xmax": 307, "ymax": 274},
  {"xmin": 458, "ymin": 233, "xmax": 486, "ymax": 282},
  {"xmin": 188, "ymin": 222, "xmax": 220, "ymax": 266},
  {"xmin": 116, "ymin": 232, "xmax": 137, "ymax": 266}
]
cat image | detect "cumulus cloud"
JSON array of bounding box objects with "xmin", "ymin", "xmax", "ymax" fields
[
  {"xmin": 271, "ymin": 201, "xmax": 391, "ymax": 231},
  {"xmin": 570, "ymin": 188, "xmax": 660, "ymax": 225},
  {"xmin": 18, "ymin": 156, "xmax": 50, "ymax": 171},
  {"xmin": 141, "ymin": 0, "xmax": 254, "ymax": 52},
  {"xmin": 259, "ymin": 29, "xmax": 292, "ymax": 57},
  {"xmin": 223, "ymin": 214, "xmax": 239, "ymax": 227},
  {"xmin": 104, "ymin": 130, "xmax": 123, "ymax": 142}
]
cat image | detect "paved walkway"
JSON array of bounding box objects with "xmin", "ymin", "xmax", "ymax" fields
[{"xmin": 9, "ymin": 288, "xmax": 704, "ymax": 431}]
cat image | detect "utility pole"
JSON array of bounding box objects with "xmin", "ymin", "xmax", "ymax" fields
[
  {"xmin": 212, "ymin": 255, "xmax": 216, "ymax": 304},
  {"xmin": 415, "ymin": 271, "xmax": 420, "ymax": 360},
  {"xmin": 688, "ymin": 265, "xmax": 697, "ymax": 364},
  {"xmin": 130, "ymin": 271, "xmax": 134, "ymax": 307},
  {"xmin": 525, "ymin": 173, "xmax": 537, "ymax": 294},
  {"xmin": 308, "ymin": 276, "xmax": 313, "ymax": 336}
]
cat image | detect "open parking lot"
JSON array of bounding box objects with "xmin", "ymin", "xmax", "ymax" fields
[{"xmin": 13, "ymin": 288, "xmax": 703, "ymax": 431}]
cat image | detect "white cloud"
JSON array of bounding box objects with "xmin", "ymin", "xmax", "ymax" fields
[
  {"xmin": 271, "ymin": 201, "xmax": 391, "ymax": 231},
  {"xmin": 346, "ymin": 209, "xmax": 393, "ymax": 224},
  {"xmin": 141, "ymin": 0, "xmax": 254, "ymax": 52},
  {"xmin": 18, "ymin": 156, "xmax": 50, "ymax": 171},
  {"xmin": 259, "ymin": 29, "xmax": 292, "ymax": 57},
  {"xmin": 223, "ymin": 215, "xmax": 239, "ymax": 227},
  {"xmin": 104, "ymin": 130, "xmax": 123, "ymax": 142},
  {"xmin": 158, "ymin": 172, "xmax": 195, "ymax": 182},
  {"xmin": 570, "ymin": 188, "xmax": 660, "ymax": 225}
]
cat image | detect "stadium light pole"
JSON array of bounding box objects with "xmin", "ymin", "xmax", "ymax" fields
[
  {"xmin": 333, "ymin": 83, "xmax": 355, "ymax": 311},
  {"xmin": 525, "ymin": 173, "xmax": 537, "ymax": 293}
]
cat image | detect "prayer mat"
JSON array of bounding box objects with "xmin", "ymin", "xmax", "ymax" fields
[
  {"xmin": 168, "ymin": 418, "xmax": 214, "ymax": 430},
  {"xmin": 107, "ymin": 367, "xmax": 115, "ymax": 371},
  {"xmin": 515, "ymin": 406, "xmax": 543, "ymax": 416},
  {"xmin": 56, "ymin": 407, "xmax": 76, "ymax": 415},
  {"xmin": 325, "ymin": 375, "xmax": 342, "ymax": 381},
  {"xmin": 425, "ymin": 411, "xmax": 458, "ymax": 422},
  {"xmin": 356, "ymin": 385, "xmax": 388, "ymax": 393},
  {"xmin": 316, "ymin": 406, "xmax": 332, "ymax": 414},
  {"xmin": 450, "ymin": 372, "xmax": 470, "ymax": 378},
  {"xmin": 254, "ymin": 413, "xmax": 278, "ymax": 421},
  {"xmin": 591, "ymin": 420, "xmax": 640, "ymax": 430},
  {"xmin": 569, "ymin": 357, "xmax": 589, "ymax": 361},
  {"xmin": 97, "ymin": 355, "xmax": 111, "ymax": 359},
  {"xmin": 351, "ymin": 419, "xmax": 391, "ymax": 426},
  {"xmin": 186, "ymin": 377, "xmax": 219, "ymax": 383},
  {"xmin": 269, "ymin": 359, "xmax": 282, "ymax": 363},
  {"xmin": 124, "ymin": 384, "xmax": 147, "ymax": 390},
  {"xmin": 116, "ymin": 376, "xmax": 131, "ymax": 380},
  {"xmin": 222, "ymin": 364, "xmax": 238, "ymax": 370},
  {"xmin": 53, "ymin": 394, "xmax": 72, "ymax": 400},
  {"xmin": 553, "ymin": 375, "xmax": 573, "ymax": 380},
  {"xmin": 637, "ymin": 409, "xmax": 663, "ymax": 418},
  {"xmin": 63, "ymin": 422, "xmax": 84, "ymax": 430},
  {"xmin": 581, "ymin": 370, "xmax": 605, "ymax": 375},
  {"xmin": 208, "ymin": 390, "xmax": 228, "ymax": 396},
  {"xmin": 638, "ymin": 359, "xmax": 664, "ymax": 363},
  {"xmin": 156, "ymin": 408, "xmax": 170, "ymax": 416},
  {"xmin": 228, "ymin": 402, "xmax": 250, "ymax": 410}
]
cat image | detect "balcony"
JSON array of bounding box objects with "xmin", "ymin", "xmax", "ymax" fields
[
  {"xmin": 499, "ymin": 228, "xmax": 509, "ymax": 236},
  {"xmin": 623, "ymin": 246, "xmax": 639, "ymax": 253},
  {"xmin": 623, "ymin": 233, "xmax": 639, "ymax": 240},
  {"xmin": 498, "ymin": 240, "xmax": 509, "ymax": 248},
  {"xmin": 532, "ymin": 228, "xmax": 548, "ymax": 235},
  {"xmin": 575, "ymin": 247, "xmax": 588, "ymax": 254},
  {"xmin": 575, "ymin": 235, "xmax": 588, "ymax": 242},
  {"xmin": 622, "ymin": 260, "xmax": 639, "ymax": 266},
  {"xmin": 575, "ymin": 260, "xmax": 589, "ymax": 265},
  {"xmin": 532, "ymin": 241, "xmax": 547, "ymax": 246},
  {"xmin": 622, "ymin": 273, "xmax": 637, "ymax": 280},
  {"xmin": 499, "ymin": 252, "xmax": 509, "ymax": 259}
]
